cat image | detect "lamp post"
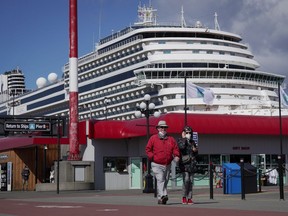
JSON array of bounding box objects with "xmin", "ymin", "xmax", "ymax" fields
[
  {"xmin": 135, "ymin": 94, "xmax": 160, "ymax": 193},
  {"xmin": 9, "ymin": 90, "xmax": 15, "ymax": 116},
  {"xmin": 184, "ymin": 76, "xmax": 187, "ymax": 126},
  {"xmin": 277, "ymin": 82, "xmax": 284, "ymax": 200},
  {"xmin": 104, "ymin": 97, "xmax": 110, "ymax": 120},
  {"xmin": 240, "ymin": 158, "xmax": 245, "ymax": 200}
]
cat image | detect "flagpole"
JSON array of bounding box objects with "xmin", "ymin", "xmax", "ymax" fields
[
  {"xmin": 277, "ymin": 82, "xmax": 284, "ymax": 200},
  {"xmin": 278, "ymin": 82, "xmax": 283, "ymax": 155},
  {"xmin": 184, "ymin": 76, "xmax": 187, "ymax": 126}
]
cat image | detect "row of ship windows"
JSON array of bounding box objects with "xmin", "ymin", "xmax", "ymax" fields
[
  {"xmin": 159, "ymin": 39, "xmax": 245, "ymax": 49},
  {"xmin": 78, "ymin": 71, "xmax": 135, "ymax": 96},
  {"xmin": 147, "ymin": 62, "xmax": 252, "ymax": 70},
  {"xmin": 21, "ymin": 85, "xmax": 64, "ymax": 104},
  {"xmin": 79, "ymin": 85, "xmax": 143, "ymax": 104},
  {"xmin": 79, "ymin": 107, "xmax": 136, "ymax": 120},
  {"xmin": 78, "ymin": 89, "xmax": 279, "ymax": 120},
  {"xmin": 167, "ymin": 92, "xmax": 277, "ymax": 103},
  {"xmin": 64, "ymin": 45, "xmax": 143, "ymax": 78},
  {"xmin": 75, "ymin": 37, "xmax": 244, "ymax": 77},
  {"xmin": 80, "ymin": 93, "xmax": 145, "ymax": 113},
  {"xmin": 79, "ymin": 90, "xmax": 159, "ymax": 121},
  {"xmin": 76, "ymin": 34, "xmax": 141, "ymax": 68},
  {"xmin": 161, "ymin": 49, "xmax": 249, "ymax": 58},
  {"xmin": 64, "ymin": 56, "xmax": 146, "ymax": 88},
  {"xmin": 99, "ymin": 27, "xmax": 136, "ymax": 46},
  {"xmin": 98, "ymin": 35, "xmax": 142, "ymax": 55},
  {"xmin": 77, "ymin": 56, "xmax": 147, "ymax": 83},
  {"xmin": 76, "ymin": 45, "xmax": 142, "ymax": 74},
  {"xmin": 66, "ymin": 42, "xmax": 246, "ymax": 81},
  {"xmin": 72, "ymin": 36, "xmax": 245, "ymax": 76}
]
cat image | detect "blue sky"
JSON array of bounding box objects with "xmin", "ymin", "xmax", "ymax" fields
[{"xmin": 1, "ymin": 0, "xmax": 288, "ymax": 90}]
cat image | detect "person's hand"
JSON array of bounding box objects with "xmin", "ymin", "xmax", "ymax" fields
[
  {"xmin": 192, "ymin": 146, "xmax": 197, "ymax": 152},
  {"xmin": 181, "ymin": 131, "xmax": 186, "ymax": 138},
  {"xmin": 174, "ymin": 156, "xmax": 180, "ymax": 162}
]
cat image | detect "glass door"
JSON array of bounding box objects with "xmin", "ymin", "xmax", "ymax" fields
[{"xmin": 130, "ymin": 158, "xmax": 141, "ymax": 189}]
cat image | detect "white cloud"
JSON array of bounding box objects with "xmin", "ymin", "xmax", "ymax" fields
[
  {"xmin": 153, "ymin": 0, "xmax": 288, "ymax": 87},
  {"xmin": 229, "ymin": 0, "xmax": 288, "ymax": 82}
]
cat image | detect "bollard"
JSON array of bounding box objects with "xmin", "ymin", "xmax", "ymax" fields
[
  {"xmin": 240, "ymin": 159, "xmax": 245, "ymax": 200},
  {"xmin": 278, "ymin": 155, "xmax": 284, "ymax": 200},
  {"xmin": 258, "ymin": 169, "xmax": 262, "ymax": 193},
  {"xmin": 154, "ymin": 176, "xmax": 157, "ymax": 198},
  {"xmin": 223, "ymin": 168, "xmax": 226, "ymax": 194},
  {"xmin": 209, "ymin": 163, "xmax": 214, "ymax": 199}
]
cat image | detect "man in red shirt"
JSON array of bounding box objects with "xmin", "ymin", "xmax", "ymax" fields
[{"xmin": 146, "ymin": 120, "xmax": 180, "ymax": 204}]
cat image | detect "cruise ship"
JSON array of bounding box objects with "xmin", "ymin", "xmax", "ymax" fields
[
  {"xmin": 1, "ymin": 2, "xmax": 288, "ymax": 192},
  {"xmin": 0, "ymin": 3, "xmax": 287, "ymax": 120}
]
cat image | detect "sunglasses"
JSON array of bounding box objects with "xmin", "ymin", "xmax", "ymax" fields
[
  {"xmin": 185, "ymin": 132, "xmax": 192, "ymax": 134},
  {"xmin": 159, "ymin": 126, "xmax": 167, "ymax": 129}
]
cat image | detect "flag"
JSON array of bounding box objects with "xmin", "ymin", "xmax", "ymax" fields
[
  {"xmin": 280, "ymin": 86, "xmax": 288, "ymax": 108},
  {"xmin": 186, "ymin": 82, "xmax": 214, "ymax": 105}
]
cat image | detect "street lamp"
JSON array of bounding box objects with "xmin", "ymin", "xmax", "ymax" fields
[
  {"xmin": 103, "ymin": 97, "xmax": 110, "ymax": 120},
  {"xmin": 9, "ymin": 90, "xmax": 15, "ymax": 116},
  {"xmin": 135, "ymin": 94, "xmax": 160, "ymax": 193},
  {"xmin": 43, "ymin": 145, "xmax": 48, "ymax": 182}
]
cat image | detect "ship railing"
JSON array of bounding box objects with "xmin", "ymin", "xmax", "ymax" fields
[
  {"xmin": 99, "ymin": 27, "xmax": 135, "ymax": 45},
  {"xmin": 134, "ymin": 69, "xmax": 279, "ymax": 89}
]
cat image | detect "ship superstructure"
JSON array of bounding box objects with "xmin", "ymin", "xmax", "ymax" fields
[{"xmin": 0, "ymin": 3, "xmax": 287, "ymax": 119}]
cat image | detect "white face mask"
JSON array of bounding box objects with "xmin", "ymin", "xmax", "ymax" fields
[
  {"xmin": 159, "ymin": 131, "xmax": 167, "ymax": 138},
  {"xmin": 185, "ymin": 133, "xmax": 191, "ymax": 140}
]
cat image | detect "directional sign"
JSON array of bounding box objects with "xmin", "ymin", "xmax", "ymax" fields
[{"xmin": 4, "ymin": 121, "xmax": 51, "ymax": 132}]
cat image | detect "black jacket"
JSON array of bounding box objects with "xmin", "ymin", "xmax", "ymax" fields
[{"xmin": 177, "ymin": 138, "xmax": 198, "ymax": 173}]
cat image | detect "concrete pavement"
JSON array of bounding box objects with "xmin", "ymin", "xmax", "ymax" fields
[{"xmin": 0, "ymin": 186, "xmax": 287, "ymax": 216}]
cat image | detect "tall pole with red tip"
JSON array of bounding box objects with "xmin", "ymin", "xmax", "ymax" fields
[{"xmin": 68, "ymin": 0, "xmax": 80, "ymax": 160}]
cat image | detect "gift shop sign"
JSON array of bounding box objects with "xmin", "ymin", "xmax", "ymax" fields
[{"xmin": 232, "ymin": 146, "xmax": 250, "ymax": 150}]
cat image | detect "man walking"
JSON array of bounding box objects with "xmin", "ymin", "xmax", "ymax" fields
[{"xmin": 145, "ymin": 120, "xmax": 180, "ymax": 204}]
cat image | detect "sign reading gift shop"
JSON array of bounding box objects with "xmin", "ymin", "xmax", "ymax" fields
[{"xmin": 4, "ymin": 121, "xmax": 51, "ymax": 132}]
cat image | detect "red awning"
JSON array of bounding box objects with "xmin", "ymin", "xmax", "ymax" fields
[
  {"xmin": 1, "ymin": 113, "xmax": 287, "ymax": 151},
  {"xmin": 89, "ymin": 113, "xmax": 288, "ymax": 139}
]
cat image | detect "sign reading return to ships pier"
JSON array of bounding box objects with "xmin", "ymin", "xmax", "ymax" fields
[{"xmin": 4, "ymin": 121, "xmax": 51, "ymax": 132}]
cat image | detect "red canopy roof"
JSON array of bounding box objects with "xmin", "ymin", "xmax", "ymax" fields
[
  {"xmin": 1, "ymin": 113, "xmax": 287, "ymax": 151},
  {"xmin": 89, "ymin": 113, "xmax": 288, "ymax": 139}
]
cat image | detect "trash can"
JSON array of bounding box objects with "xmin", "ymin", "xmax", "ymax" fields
[
  {"xmin": 241, "ymin": 163, "xmax": 257, "ymax": 193},
  {"xmin": 223, "ymin": 163, "xmax": 241, "ymax": 194},
  {"xmin": 223, "ymin": 163, "xmax": 258, "ymax": 194}
]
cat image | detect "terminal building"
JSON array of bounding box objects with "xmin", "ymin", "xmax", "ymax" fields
[
  {"xmin": 0, "ymin": 112, "xmax": 287, "ymax": 191},
  {"xmin": 0, "ymin": 3, "xmax": 288, "ymax": 191}
]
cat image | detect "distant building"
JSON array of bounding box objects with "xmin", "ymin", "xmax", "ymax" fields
[
  {"xmin": 0, "ymin": 68, "xmax": 27, "ymax": 97},
  {"xmin": 0, "ymin": 68, "xmax": 29, "ymax": 114}
]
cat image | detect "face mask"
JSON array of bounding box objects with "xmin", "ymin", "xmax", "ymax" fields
[
  {"xmin": 185, "ymin": 133, "xmax": 191, "ymax": 140},
  {"xmin": 159, "ymin": 131, "xmax": 167, "ymax": 139}
]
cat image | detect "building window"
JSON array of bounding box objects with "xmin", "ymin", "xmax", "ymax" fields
[
  {"xmin": 103, "ymin": 157, "xmax": 128, "ymax": 173},
  {"xmin": 196, "ymin": 154, "xmax": 209, "ymax": 175}
]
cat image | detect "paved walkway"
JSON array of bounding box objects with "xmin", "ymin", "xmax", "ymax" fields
[{"xmin": 0, "ymin": 186, "xmax": 287, "ymax": 216}]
